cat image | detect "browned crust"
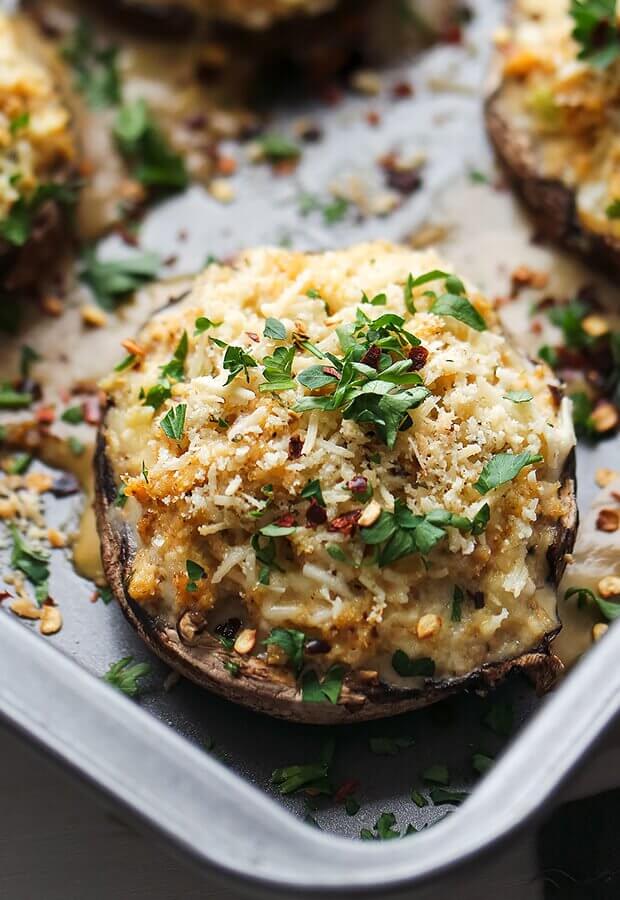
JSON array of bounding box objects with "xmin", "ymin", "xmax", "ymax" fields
[
  {"xmin": 485, "ymin": 87, "xmax": 620, "ymax": 276},
  {"xmin": 94, "ymin": 414, "xmax": 577, "ymax": 723}
]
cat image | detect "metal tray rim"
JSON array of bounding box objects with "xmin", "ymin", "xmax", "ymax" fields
[{"xmin": 1, "ymin": 609, "xmax": 619, "ymax": 896}]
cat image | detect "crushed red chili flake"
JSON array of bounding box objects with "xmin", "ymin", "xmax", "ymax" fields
[
  {"xmin": 288, "ymin": 435, "xmax": 303, "ymax": 459},
  {"xmin": 276, "ymin": 513, "xmax": 297, "ymax": 528},
  {"xmin": 347, "ymin": 475, "xmax": 369, "ymax": 494},
  {"xmin": 440, "ymin": 23, "xmax": 463, "ymax": 44},
  {"xmin": 329, "ymin": 509, "xmax": 361, "ymax": 537},
  {"xmin": 408, "ymin": 345, "xmax": 429, "ymax": 370},
  {"xmin": 334, "ymin": 779, "xmax": 360, "ymax": 803},
  {"xmin": 246, "ymin": 332, "xmax": 260, "ymax": 343},
  {"xmin": 82, "ymin": 395, "xmax": 102, "ymax": 425},
  {"xmin": 360, "ymin": 345, "xmax": 381, "ymax": 369},
  {"xmin": 306, "ymin": 498, "xmax": 328, "ymax": 527},
  {"xmin": 366, "ymin": 110, "xmax": 381, "ymax": 127},
  {"xmin": 322, "ymin": 366, "xmax": 341, "ymax": 379},
  {"xmin": 35, "ymin": 405, "xmax": 55, "ymax": 425},
  {"xmin": 392, "ymin": 80, "xmax": 414, "ymax": 99}
]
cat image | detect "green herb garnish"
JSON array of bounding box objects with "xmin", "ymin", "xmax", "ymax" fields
[
  {"xmin": 114, "ymin": 99, "xmax": 188, "ymax": 190},
  {"xmin": 61, "ymin": 405, "xmax": 84, "ymax": 425},
  {"xmin": 80, "ymin": 247, "xmax": 160, "ymax": 310},
  {"xmin": 160, "ymin": 403, "xmax": 187, "ymax": 441},
  {"xmin": 369, "ymin": 736, "xmax": 414, "ymax": 755},
  {"xmin": 259, "ymin": 346, "xmax": 295, "ymax": 392},
  {"xmin": 10, "ymin": 525, "xmax": 49, "ymax": 605},
  {"xmin": 103, "ymin": 656, "xmax": 151, "ymax": 696},
  {"xmin": 474, "ymin": 451, "xmax": 543, "ymax": 494},
  {"xmin": 422, "ymin": 764, "xmax": 449, "ymax": 786},
  {"xmin": 264, "ymin": 317, "xmax": 287, "ymax": 340},
  {"xmin": 570, "ymin": 0, "xmax": 620, "ymax": 68},
  {"xmin": 391, "ymin": 650, "xmax": 435, "ymax": 678},
  {"xmin": 565, "ymin": 586, "xmax": 620, "ymax": 621},
  {"xmin": 258, "ymin": 133, "xmax": 300, "ymax": 162},
  {"xmin": 62, "ymin": 18, "xmax": 121, "ymax": 108},
  {"xmin": 430, "ymin": 293, "xmax": 487, "ymax": 332},
  {"xmin": 300, "ymin": 478, "xmax": 325, "ymax": 506},
  {"xmin": 301, "ymin": 665, "xmax": 345, "ymax": 704},
  {"xmin": 503, "ymin": 390, "xmax": 533, "ymax": 403},
  {"xmin": 264, "ymin": 627, "xmax": 306, "ymax": 673}
]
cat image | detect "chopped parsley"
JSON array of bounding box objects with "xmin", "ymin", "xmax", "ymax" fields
[
  {"xmin": 411, "ymin": 789, "xmax": 428, "ymax": 808},
  {"xmin": 80, "ymin": 247, "xmax": 160, "ymax": 310},
  {"xmin": 142, "ymin": 332, "xmax": 188, "ymax": 410},
  {"xmin": 258, "ymin": 133, "xmax": 301, "ymax": 162},
  {"xmin": 260, "ymin": 522, "xmax": 297, "ymax": 538},
  {"xmin": 263, "ymin": 317, "xmax": 287, "ymax": 340},
  {"xmin": 391, "ymin": 651, "xmax": 435, "ymax": 678},
  {"xmin": 451, "ymin": 585, "xmax": 463, "ymax": 622},
  {"xmin": 369, "ymin": 736, "xmax": 414, "ymax": 755},
  {"xmin": 141, "ymin": 460, "xmax": 149, "ymax": 483},
  {"xmin": 20, "ymin": 345, "xmax": 40, "ymax": 378},
  {"xmin": 223, "ymin": 345, "xmax": 258, "ymax": 385},
  {"xmin": 474, "ymin": 451, "xmax": 543, "ymax": 494},
  {"xmin": 259, "ymin": 346, "xmax": 295, "ymax": 392},
  {"xmin": 264, "ymin": 627, "xmax": 306, "ymax": 673},
  {"xmin": 103, "ymin": 656, "xmax": 151, "ymax": 697},
  {"xmin": 570, "ymin": 0, "xmax": 620, "ymax": 68},
  {"xmin": 430, "ymin": 293, "xmax": 487, "ymax": 332},
  {"xmin": 360, "ymin": 499, "xmax": 485, "ymax": 567},
  {"xmin": 472, "ymin": 752, "xmax": 494, "ymax": 775},
  {"xmin": 6, "ymin": 453, "xmax": 32, "ymax": 475},
  {"xmin": 361, "ymin": 812, "xmax": 414, "ymax": 841},
  {"xmin": 225, "ymin": 660, "xmax": 241, "ymax": 677},
  {"xmin": 160, "ymin": 403, "xmax": 187, "ymax": 441},
  {"xmin": 114, "ymin": 354, "xmax": 137, "ymax": 372},
  {"xmin": 300, "ymin": 478, "xmax": 325, "ymax": 506},
  {"xmin": 251, "ymin": 533, "xmax": 281, "ymax": 585},
  {"xmin": 10, "ymin": 525, "xmax": 49, "ymax": 605},
  {"xmin": 114, "ymin": 99, "xmax": 188, "ymax": 190},
  {"xmin": 565, "ymin": 586, "xmax": 620, "ymax": 621},
  {"xmin": 0, "ymin": 182, "xmax": 77, "ymax": 247},
  {"xmin": 570, "ymin": 391, "xmax": 597, "ymax": 439},
  {"xmin": 272, "ymin": 757, "xmax": 331, "ymax": 796},
  {"xmin": 194, "ymin": 316, "xmax": 221, "ymax": 335},
  {"xmin": 606, "ymin": 198, "xmax": 620, "ymax": 219},
  {"xmin": 429, "ymin": 787, "xmax": 468, "ymax": 806},
  {"xmin": 361, "ymin": 292, "xmax": 387, "ymax": 307},
  {"xmin": 10, "ymin": 112, "xmax": 29, "ymax": 135},
  {"xmin": 62, "ymin": 18, "xmax": 121, "ymax": 108},
  {"xmin": 301, "ymin": 665, "xmax": 345, "ymax": 704},
  {"xmin": 503, "ymin": 390, "xmax": 533, "ymax": 403},
  {"xmin": 68, "ymin": 436, "xmax": 85, "ymax": 456},
  {"xmin": 0, "ymin": 385, "xmax": 33, "ymax": 409},
  {"xmin": 422, "ymin": 764, "xmax": 449, "ymax": 786},
  {"xmin": 61, "ymin": 405, "xmax": 84, "ymax": 425}
]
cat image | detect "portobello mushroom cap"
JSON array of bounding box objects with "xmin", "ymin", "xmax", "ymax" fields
[
  {"xmin": 112, "ymin": 0, "xmax": 338, "ymax": 29},
  {"xmin": 95, "ymin": 243, "xmax": 578, "ymax": 723},
  {"xmin": 0, "ymin": 14, "xmax": 78, "ymax": 291},
  {"xmin": 485, "ymin": 1, "xmax": 620, "ymax": 275}
]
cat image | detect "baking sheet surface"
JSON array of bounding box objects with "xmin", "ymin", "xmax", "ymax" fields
[{"xmin": 0, "ymin": 0, "xmax": 618, "ymax": 844}]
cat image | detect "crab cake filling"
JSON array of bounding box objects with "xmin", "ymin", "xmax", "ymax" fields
[
  {"xmin": 495, "ymin": 0, "xmax": 620, "ymax": 242},
  {"xmin": 101, "ymin": 242, "xmax": 575, "ymax": 683},
  {"xmin": 0, "ymin": 14, "xmax": 76, "ymax": 246}
]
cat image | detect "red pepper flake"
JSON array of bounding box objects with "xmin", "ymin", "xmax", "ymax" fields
[
  {"xmin": 306, "ymin": 498, "xmax": 328, "ymax": 527},
  {"xmin": 408, "ymin": 345, "xmax": 429, "ymax": 370},
  {"xmin": 322, "ymin": 366, "xmax": 341, "ymax": 379},
  {"xmin": 360, "ymin": 345, "xmax": 381, "ymax": 369},
  {"xmin": 440, "ymin": 23, "xmax": 463, "ymax": 44},
  {"xmin": 216, "ymin": 155, "xmax": 237, "ymax": 176},
  {"xmin": 334, "ymin": 779, "xmax": 360, "ymax": 803},
  {"xmin": 35, "ymin": 405, "xmax": 55, "ymax": 425},
  {"xmin": 0, "ymin": 591, "xmax": 11, "ymax": 602},
  {"xmin": 329, "ymin": 509, "xmax": 361, "ymax": 537},
  {"xmin": 276, "ymin": 513, "xmax": 296, "ymax": 528},
  {"xmin": 246, "ymin": 332, "xmax": 260, "ymax": 343},
  {"xmin": 288, "ymin": 435, "xmax": 303, "ymax": 459},
  {"xmin": 366, "ymin": 110, "xmax": 381, "ymax": 127},
  {"xmin": 82, "ymin": 395, "xmax": 102, "ymax": 426},
  {"xmin": 347, "ymin": 476, "xmax": 369, "ymax": 494},
  {"xmin": 392, "ymin": 80, "xmax": 414, "ymax": 99}
]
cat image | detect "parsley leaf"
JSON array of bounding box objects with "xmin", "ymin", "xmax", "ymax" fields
[
  {"xmin": 451, "ymin": 585, "xmax": 463, "ymax": 622},
  {"xmin": 20, "ymin": 345, "xmax": 40, "ymax": 378},
  {"xmin": 264, "ymin": 317, "xmax": 287, "ymax": 340},
  {"xmin": 607, "ymin": 198, "xmax": 620, "ymax": 219},
  {"xmin": 474, "ymin": 451, "xmax": 543, "ymax": 494},
  {"xmin": 302, "ymin": 665, "xmax": 345, "ymax": 704},
  {"xmin": 258, "ymin": 133, "xmax": 300, "ymax": 162},
  {"xmin": 472, "ymin": 752, "xmax": 494, "ymax": 775},
  {"xmin": 103, "ymin": 656, "xmax": 151, "ymax": 697},
  {"xmin": 160, "ymin": 403, "xmax": 186, "ymax": 441},
  {"xmin": 186, "ymin": 559, "xmax": 206, "ymax": 592},
  {"xmin": 260, "ymin": 345, "xmax": 295, "ymax": 392},
  {"xmin": 422, "ymin": 764, "xmax": 449, "ymax": 785},
  {"xmin": 80, "ymin": 247, "xmax": 160, "ymax": 309},
  {"xmin": 300, "ymin": 478, "xmax": 325, "ymax": 506},
  {"xmin": 61, "ymin": 405, "xmax": 84, "ymax": 425},
  {"xmin": 194, "ymin": 316, "xmax": 221, "ymax": 335},
  {"xmin": 369, "ymin": 736, "xmax": 414, "ymax": 755},
  {"xmin": 570, "ymin": 0, "xmax": 620, "ymax": 68},
  {"xmin": 1, "ymin": 183, "xmax": 77, "ymax": 247},
  {"xmin": 565, "ymin": 586, "xmax": 620, "ymax": 621},
  {"xmin": 114, "ymin": 99, "xmax": 188, "ymax": 190},
  {"xmin": 10, "ymin": 525, "xmax": 50, "ymax": 605},
  {"xmin": 392, "ymin": 650, "xmax": 435, "ymax": 677},
  {"xmin": 264, "ymin": 627, "xmax": 306, "ymax": 673},
  {"xmin": 62, "ymin": 18, "xmax": 121, "ymax": 108},
  {"xmin": 430, "ymin": 293, "xmax": 487, "ymax": 331},
  {"xmin": 429, "ymin": 787, "xmax": 468, "ymax": 806},
  {"xmin": 503, "ymin": 390, "xmax": 533, "ymax": 403},
  {"xmin": 271, "ymin": 759, "xmax": 331, "ymax": 795},
  {"xmin": 0, "ymin": 385, "xmax": 33, "ymax": 409},
  {"xmin": 223, "ymin": 345, "xmax": 258, "ymax": 384}
]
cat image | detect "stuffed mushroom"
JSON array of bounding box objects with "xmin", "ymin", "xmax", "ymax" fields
[
  {"xmin": 0, "ymin": 14, "xmax": 77, "ymax": 290},
  {"xmin": 117, "ymin": 0, "xmax": 338, "ymax": 29},
  {"xmin": 486, "ymin": 0, "xmax": 620, "ymax": 274},
  {"xmin": 96, "ymin": 242, "xmax": 577, "ymax": 723}
]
